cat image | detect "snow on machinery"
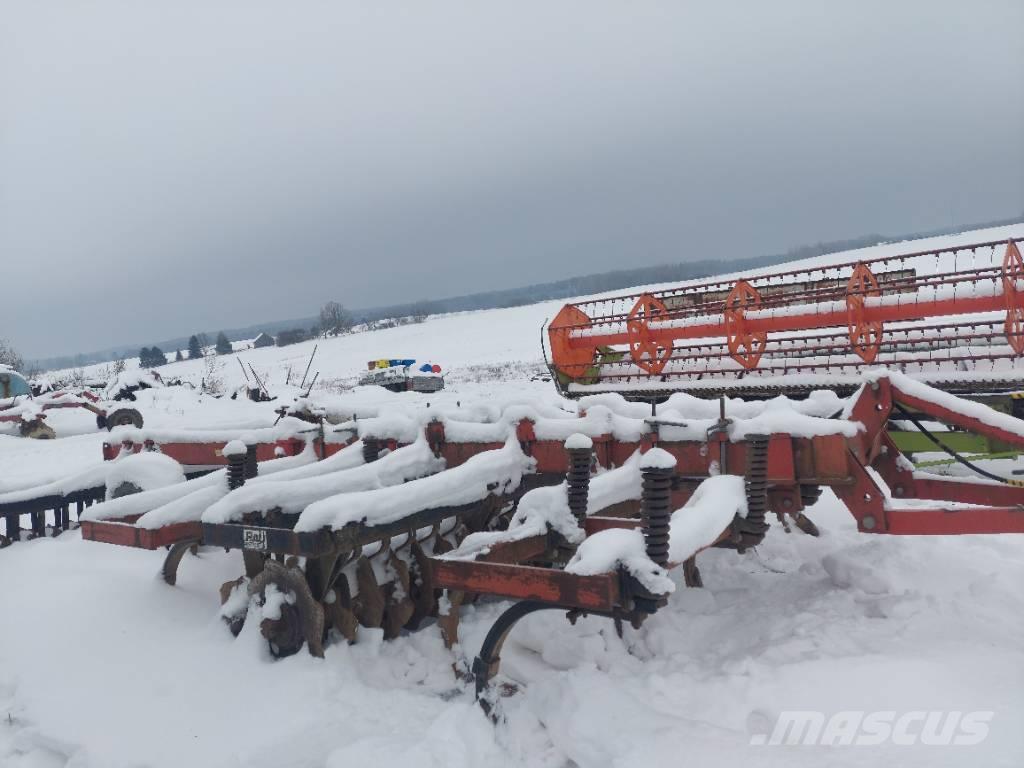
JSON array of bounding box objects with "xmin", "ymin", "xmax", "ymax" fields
[
  {"xmin": 359, "ymin": 358, "xmax": 444, "ymax": 393},
  {"xmin": 0, "ymin": 418, "xmax": 328, "ymax": 546},
  {"xmin": 76, "ymin": 372, "xmax": 1024, "ymax": 714},
  {"xmin": 0, "ymin": 365, "xmax": 147, "ymax": 439},
  {"xmin": 546, "ymin": 236, "xmax": 1024, "ymax": 468},
  {"xmin": 546, "ymin": 237, "xmax": 1024, "ymax": 399}
]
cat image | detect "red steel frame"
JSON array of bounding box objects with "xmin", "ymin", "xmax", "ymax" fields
[
  {"xmin": 432, "ymin": 377, "xmax": 1024, "ymax": 613},
  {"xmin": 99, "ymin": 435, "xmax": 350, "ymax": 466},
  {"xmin": 79, "ymin": 517, "xmax": 203, "ymax": 549},
  {"xmin": 838, "ymin": 376, "xmax": 1024, "ymax": 535},
  {"xmin": 83, "ymin": 374, "xmax": 1024, "ymax": 564}
]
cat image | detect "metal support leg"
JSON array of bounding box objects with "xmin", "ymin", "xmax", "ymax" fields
[
  {"xmin": 29, "ymin": 510, "xmax": 44, "ymax": 538},
  {"xmin": 162, "ymin": 539, "xmax": 202, "ymax": 585},
  {"xmin": 471, "ymin": 601, "xmax": 614, "ymax": 718},
  {"xmin": 2, "ymin": 512, "xmax": 18, "ymax": 545}
]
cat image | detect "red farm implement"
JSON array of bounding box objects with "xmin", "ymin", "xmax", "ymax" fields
[
  {"xmin": 0, "ymin": 420, "xmax": 334, "ymax": 547},
  {"xmin": 75, "ymin": 373, "xmax": 1024, "ymax": 713},
  {"xmin": 0, "ymin": 387, "xmax": 144, "ymax": 440},
  {"xmin": 546, "ymin": 237, "xmax": 1024, "ymax": 399}
]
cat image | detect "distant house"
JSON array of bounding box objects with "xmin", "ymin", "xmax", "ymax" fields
[{"xmin": 253, "ymin": 332, "xmax": 275, "ymax": 348}]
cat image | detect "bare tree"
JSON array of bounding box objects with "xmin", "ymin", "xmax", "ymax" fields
[
  {"xmin": 0, "ymin": 338, "xmax": 24, "ymax": 371},
  {"xmin": 319, "ymin": 301, "xmax": 352, "ymax": 337},
  {"xmin": 201, "ymin": 354, "xmax": 225, "ymax": 395}
]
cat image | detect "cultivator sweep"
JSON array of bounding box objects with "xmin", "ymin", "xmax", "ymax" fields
[
  {"xmin": 75, "ymin": 373, "xmax": 1024, "ymax": 713},
  {"xmin": 547, "ymin": 238, "xmax": 1024, "ymax": 398}
]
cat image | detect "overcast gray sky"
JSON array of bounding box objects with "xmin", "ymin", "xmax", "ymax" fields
[{"xmin": 2, "ymin": 1, "xmax": 1022, "ymax": 359}]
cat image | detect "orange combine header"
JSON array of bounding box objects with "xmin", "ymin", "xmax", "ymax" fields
[{"xmin": 546, "ymin": 238, "xmax": 1024, "ymax": 397}]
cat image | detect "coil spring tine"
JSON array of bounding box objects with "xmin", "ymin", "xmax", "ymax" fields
[
  {"xmin": 640, "ymin": 466, "xmax": 672, "ymax": 567},
  {"xmin": 739, "ymin": 435, "xmax": 771, "ymax": 551}
]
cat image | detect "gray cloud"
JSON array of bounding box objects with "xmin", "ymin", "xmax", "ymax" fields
[{"xmin": 1, "ymin": 0, "xmax": 1022, "ymax": 358}]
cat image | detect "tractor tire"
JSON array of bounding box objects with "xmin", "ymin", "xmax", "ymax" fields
[
  {"xmin": 95, "ymin": 414, "xmax": 108, "ymax": 430},
  {"xmin": 19, "ymin": 419, "xmax": 56, "ymax": 440},
  {"xmin": 105, "ymin": 408, "xmax": 144, "ymax": 430}
]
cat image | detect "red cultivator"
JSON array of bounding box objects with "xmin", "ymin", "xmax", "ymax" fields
[
  {"xmin": 75, "ymin": 373, "xmax": 1024, "ymax": 713},
  {"xmin": 547, "ymin": 237, "xmax": 1024, "ymax": 398}
]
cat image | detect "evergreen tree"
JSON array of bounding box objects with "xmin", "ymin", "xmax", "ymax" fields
[
  {"xmin": 188, "ymin": 335, "xmax": 203, "ymax": 359},
  {"xmin": 215, "ymin": 332, "xmax": 232, "ymax": 355},
  {"xmin": 175, "ymin": 349, "xmax": 184, "ymax": 362},
  {"xmin": 138, "ymin": 346, "xmax": 165, "ymax": 368}
]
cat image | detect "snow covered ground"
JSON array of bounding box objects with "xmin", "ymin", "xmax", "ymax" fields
[{"xmin": 2, "ymin": 225, "xmax": 1023, "ymax": 767}]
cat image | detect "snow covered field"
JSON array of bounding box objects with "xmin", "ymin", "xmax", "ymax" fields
[{"xmin": 2, "ymin": 225, "xmax": 1024, "ymax": 767}]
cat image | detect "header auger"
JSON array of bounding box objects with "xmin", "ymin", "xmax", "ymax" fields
[{"xmin": 547, "ymin": 237, "xmax": 1024, "ymax": 398}]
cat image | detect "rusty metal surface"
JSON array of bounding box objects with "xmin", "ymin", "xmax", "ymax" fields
[
  {"xmin": 432, "ymin": 560, "xmax": 621, "ymax": 611},
  {"xmin": 79, "ymin": 519, "xmax": 203, "ymax": 549}
]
